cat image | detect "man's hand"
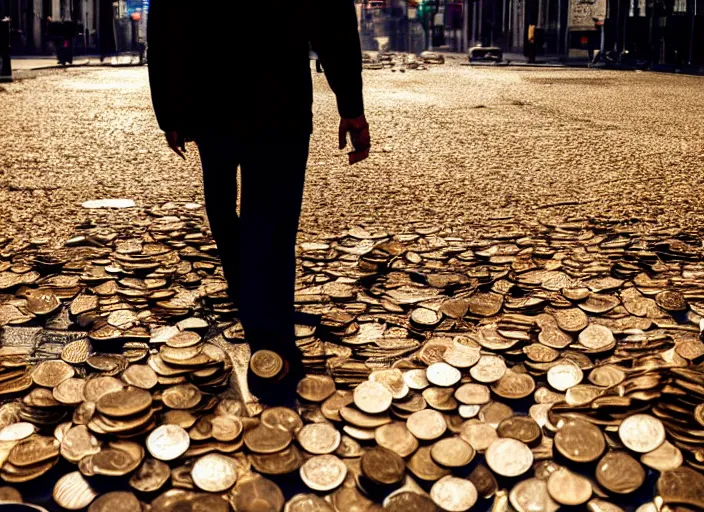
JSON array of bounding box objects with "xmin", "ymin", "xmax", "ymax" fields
[
  {"xmin": 165, "ymin": 131, "xmax": 186, "ymax": 160},
  {"xmin": 339, "ymin": 115, "xmax": 370, "ymax": 165}
]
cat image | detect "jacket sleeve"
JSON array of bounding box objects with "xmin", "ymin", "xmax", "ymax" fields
[
  {"xmin": 309, "ymin": 0, "xmax": 365, "ymax": 119},
  {"xmin": 147, "ymin": 0, "xmax": 183, "ymax": 132}
]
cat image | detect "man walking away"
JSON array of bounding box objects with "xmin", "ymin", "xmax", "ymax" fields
[{"xmin": 147, "ymin": 0, "xmax": 370, "ymax": 406}]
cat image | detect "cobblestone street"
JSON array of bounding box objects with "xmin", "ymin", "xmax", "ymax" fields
[
  {"xmin": 2, "ymin": 62, "xmax": 704, "ymax": 511},
  {"xmin": 2, "ymin": 62, "xmax": 704, "ymax": 244}
]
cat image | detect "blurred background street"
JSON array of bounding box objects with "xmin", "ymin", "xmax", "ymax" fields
[{"xmin": 1, "ymin": 63, "xmax": 704, "ymax": 244}]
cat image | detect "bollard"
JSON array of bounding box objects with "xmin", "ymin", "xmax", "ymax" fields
[{"xmin": 0, "ymin": 17, "xmax": 11, "ymax": 82}]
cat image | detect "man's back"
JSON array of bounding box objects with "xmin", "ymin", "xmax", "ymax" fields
[{"xmin": 148, "ymin": 0, "xmax": 362, "ymax": 137}]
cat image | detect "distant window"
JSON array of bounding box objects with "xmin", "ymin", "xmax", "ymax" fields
[{"xmin": 673, "ymin": 0, "xmax": 687, "ymax": 13}]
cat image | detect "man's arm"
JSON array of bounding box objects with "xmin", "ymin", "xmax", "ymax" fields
[
  {"xmin": 147, "ymin": 0, "xmax": 183, "ymax": 133},
  {"xmin": 309, "ymin": 0, "xmax": 364, "ymax": 121},
  {"xmin": 309, "ymin": 0, "xmax": 370, "ymax": 164}
]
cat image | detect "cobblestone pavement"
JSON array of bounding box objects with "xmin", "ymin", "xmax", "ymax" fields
[{"xmin": 1, "ymin": 63, "xmax": 704, "ymax": 246}]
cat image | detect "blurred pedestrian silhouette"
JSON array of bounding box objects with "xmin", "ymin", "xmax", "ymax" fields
[{"xmin": 147, "ymin": 0, "xmax": 370, "ymax": 404}]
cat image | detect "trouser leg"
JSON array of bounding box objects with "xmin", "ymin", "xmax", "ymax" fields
[
  {"xmin": 237, "ymin": 134, "xmax": 310, "ymax": 359},
  {"xmin": 196, "ymin": 135, "xmax": 242, "ymax": 304}
]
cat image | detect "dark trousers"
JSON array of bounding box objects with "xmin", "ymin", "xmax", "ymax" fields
[{"xmin": 196, "ymin": 134, "xmax": 310, "ymax": 357}]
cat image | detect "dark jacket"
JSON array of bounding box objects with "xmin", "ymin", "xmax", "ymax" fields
[{"xmin": 147, "ymin": 0, "xmax": 364, "ymax": 138}]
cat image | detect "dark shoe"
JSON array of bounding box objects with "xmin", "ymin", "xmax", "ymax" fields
[{"xmin": 248, "ymin": 349, "xmax": 305, "ymax": 409}]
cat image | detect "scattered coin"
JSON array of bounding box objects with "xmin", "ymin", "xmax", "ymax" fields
[
  {"xmin": 596, "ymin": 451, "xmax": 646, "ymax": 494},
  {"xmin": 353, "ymin": 380, "xmax": 393, "ymax": 414},
  {"xmin": 191, "ymin": 454, "xmax": 237, "ymax": 492},
  {"xmin": 297, "ymin": 423, "xmax": 341, "ymax": 455},
  {"xmin": 430, "ymin": 437, "xmax": 474, "ymax": 468},
  {"xmin": 430, "ymin": 475, "xmax": 478, "ymax": 512},
  {"xmin": 146, "ymin": 425, "xmax": 189, "ymax": 461},
  {"xmin": 407, "ymin": 409, "xmax": 447, "ymax": 440},
  {"xmin": 53, "ymin": 472, "xmax": 98, "ymax": 510},
  {"xmin": 87, "ymin": 491, "xmax": 140, "ymax": 512},
  {"xmin": 618, "ymin": 414, "xmax": 665, "ymax": 453},
  {"xmin": 361, "ymin": 446, "xmax": 405, "ymax": 485},
  {"xmin": 554, "ymin": 418, "xmax": 606, "ymax": 463},
  {"xmin": 300, "ymin": 454, "xmax": 347, "ymax": 492},
  {"xmin": 547, "ymin": 468, "xmax": 593, "ymax": 506},
  {"xmin": 485, "ymin": 438, "xmax": 533, "ymax": 477},
  {"xmin": 509, "ymin": 478, "xmax": 559, "ymax": 512}
]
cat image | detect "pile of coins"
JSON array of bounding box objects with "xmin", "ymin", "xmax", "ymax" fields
[
  {"xmin": 362, "ymin": 51, "xmax": 444, "ymax": 71},
  {"xmin": 0, "ymin": 204, "xmax": 703, "ymax": 510}
]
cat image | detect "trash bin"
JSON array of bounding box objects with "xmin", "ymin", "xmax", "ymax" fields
[{"xmin": 0, "ymin": 17, "xmax": 11, "ymax": 82}]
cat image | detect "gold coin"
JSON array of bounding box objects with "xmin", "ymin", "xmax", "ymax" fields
[
  {"xmin": 353, "ymin": 380, "xmax": 393, "ymax": 414},
  {"xmin": 88, "ymin": 491, "xmax": 141, "ymax": 512},
  {"xmin": 497, "ymin": 416, "xmax": 542, "ymax": 446},
  {"xmin": 129, "ymin": 458, "xmax": 171, "ymax": 493},
  {"xmin": 72, "ymin": 401, "xmax": 96, "ymax": 426},
  {"xmin": 578, "ymin": 325, "xmax": 615, "ymax": 350},
  {"xmin": 385, "ymin": 492, "xmax": 438, "ymax": 512},
  {"xmin": 163, "ymin": 410, "xmax": 198, "ymax": 429},
  {"xmin": 250, "ymin": 350, "xmax": 284, "ymax": 379},
  {"xmin": 460, "ymin": 421, "xmax": 498, "ymax": 452},
  {"xmin": 640, "ymin": 441, "xmax": 683, "ymax": 472},
  {"xmin": 81, "ymin": 442, "xmax": 142, "ymax": 477},
  {"xmin": 430, "ymin": 437, "xmax": 475, "ymax": 468},
  {"xmin": 0, "ymin": 422, "xmax": 35, "ymax": 442},
  {"xmin": 547, "ymin": 468, "xmax": 593, "ymax": 506},
  {"xmin": 53, "ymin": 378, "xmax": 86, "ymax": 405},
  {"xmin": 162, "ymin": 384, "xmax": 202, "ymax": 409},
  {"xmin": 547, "ymin": 361, "xmax": 584, "ymax": 391},
  {"xmin": 297, "ymin": 375, "xmax": 336, "ymax": 402},
  {"xmin": 595, "ymin": 451, "xmax": 645, "ymax": 494},
  {"xmin": 406, "ymin": 409, "xmax": 447, "ymax": 441},
  {"xmin": 83, "ymin": 376, "xmax": 124, "ymax": 402},
  {"xmin": 492, "ymin": 369, "xmax": 536, "ymax": 399},
  {"xmin": 403, "ymin": 369, "xmax": 430, "ymax": 390},
  {"xmin": 656, "ymin": 290, "xmax": 687, "ymax": 312},
  {"xmin": 285, "ymin": 493, "xmax": 334, "ymax": 512},
  {"xmin": 551, "ymin": 308, "xmax": 589, "ymax": 333},
  {"xmin": 375, "ymin": 422, "xmax": 419, "ymax": 457},
  {"xmin": 442, "ymin": 341, "xmax": 481, "ymax": 369},
  {"xmin": 87, "ymin": 354, "xmax": 127, "ymax": 374},
  {"xmin": 250, "ymin": 444, "xmax": 303, "ymax": 475},
  {"xmin": 455, "ymin": 383, "xmax": 491, "ymax": 405},
  {"xmin": 369, "ymin": 369, "xmax": 409, "ymax": 400},
  {"xmin": 422, "ymin": 387, "xmax": 458, "ymax": 411},
  {"xmin": 407, "ymin": 445, "xmax": 451, "ymax": 481},
  {"xmin": 469, "ymin": 464, "xmax": 498, "ymax": 499},
  {"xmin": 656, "ymin": 467, "xmax": 704, "ymax": 509},
  {"xmin": 61, "ymin": 339, "xmax": 92, "ymax": 365},
  {"xmin": 523, "ymin": 343, "xmax": 559, "ymax": 363},
  {"xmin": 486, "ymin": 438, "xmax": 533, "ymax": 478},
  {"xmin": 430, "ymin": 475, "xmax": 478, "ymax": 512},
  {"xmin": 96, "ymin": 386, "xmax": 152, "ymax": 417},
  {"xmin": 587, "ymin": 499, "xmax": 626, "ymax": 512},
  {"xmin": 261, "ymin": 407, "xmax": 303, "ymax": 434},
  {"xmin": 0, "ymin": 486, "xmax": 22, "ymax": 503},
  {"xmin": 361, "ymin": 446, "xmax": 405, "ymax": 486},
  {"xmin": 244, "ymin": 424, "xmax": 293, "ymax": 454},
  {"xmin": 210, "ymin": 416, "xmax": 242, "ymax": 442},
  {"xmin": 469, "ymin": 355, "xmax": 507, "ymax": 383},
  {"xmin": 165, "ymin": 330, "xmax": 202, "ymax": 348},
  {"xmin": 300, "ymin": 454, "xmax": 347, "ymax": 492},
  {"xmin": 296, "ymin": 423, "xmax": 340, "ymax": 455},
  {"xmin": 121, "ymin": 364, "xmax": 158, "ymax": 390},
  {"xmin": 53, "ymin": 471, "xmax": 98, "ymax": 511},
  {"xmin": 191, "ymin": 453, "xmax": 237, "ymax": 492},
  {"xmin": 32, "ymin": 360, "xmax": 75, "ymax": 388},
  {"xmin": 9, "ymin": 435, "xmax": 59, "ymax": 467},
  {"xmin": 478, "ymin": 401, "xmax": 514, "ymax": 428},
  {"xmin": 509, "ymin": 478, "xmax": 559, "ymax": 512},
  {"xmin": 60, "ymin": 425, "xmax": 101, "ymax": 463},
  {"xmin": 554, "ymin": 418, "xmax": 605, "ymax": 463},
  {"xmin": 230, "ymin": 474, "xmax": 285, "ymax": 512},
  {"xmin": 426, "ymin": 362, "xmax": 461, "ymax": 387},
  {"xmin": 146, "ymin": 424, "xmax": 190, "ymax": 461},
  {"xmin": 618, "ymin": 414, "xmax": 665, "ymax": 453},
  {"xmin": 321, "ymin": 391, "xmax": 354, "ymax": 422}
]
